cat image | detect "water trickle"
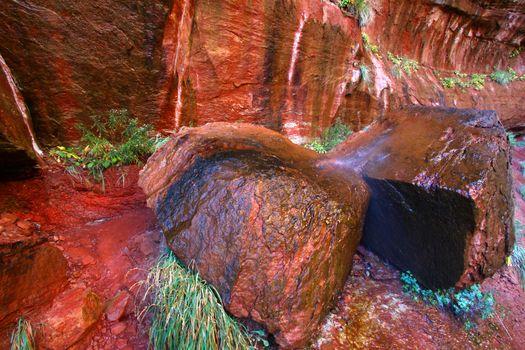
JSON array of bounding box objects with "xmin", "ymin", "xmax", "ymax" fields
[
  {"xmin": 0, "ymin": 54, "xmax": 44, "ymax": 159},
  {"xmin": 172, "ymin": 0, "xmax": 191, "ymax": 130},
  {"xmin": 287, "ymin": 15, "xmax": 307, "ymax": 85}
]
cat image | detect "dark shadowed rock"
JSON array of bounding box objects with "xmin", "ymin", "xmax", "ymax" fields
[
  {"xmin": 322, "ymin": 106, "xmax": 514, "ymax": 289},
  {"xmin": 139, "ymin": 123, "xmax": 369, "ymax": 348},
  {"xmin": 0, "ymin": 53, "xmax": 43, "ymax": 180}
]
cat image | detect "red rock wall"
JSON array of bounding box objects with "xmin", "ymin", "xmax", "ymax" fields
[
  {"xmin": 0, "ymin": 0, "xmax": 524, "ymax": 147},
  {"xmin": 0, "ymin": 0, "xmax": 170, "ymax": 145}
]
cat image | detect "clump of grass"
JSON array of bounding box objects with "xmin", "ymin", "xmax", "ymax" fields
[
  {"xmin": 387, "ymin": 52, "xmax": 419, "ymax": 77},
  {"xmin": 361, "ymin": 33, "xmax": 381, "ymax": 57},
  {"xmin": 490, "ymin": 68, "xmax": 518, "ymax": 85},
  {"xmin": 50, "ymin": 109, "xmax": 168, "ymax": 186},
  {"xmin": 138, "ymin": 251, "xmax": 257, "ymax": 350},
  {"xmin": 359, "ymin": 63, "xmax": 371, "ymax": 84},
  {"xmin": 401, "ymin": 272, "xmax": 495, "ymax": 329},
  {"xmin": 339, "ymin": 0, "xmax": 371, "ymax": 26},
  {"xmin": 10, "ymin": 318, "xmax": 35, "ymax": 350},
  {"xmin": 305, "ymin": 119, "xmax": 352, "ymax": 153},
  {"xmin": 509, "ymin": 221, "xmax": 525, "ymax": 291}
]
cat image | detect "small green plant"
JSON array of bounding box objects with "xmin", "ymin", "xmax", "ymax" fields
[
  {"xmin": 509, "ymin": 221, "xmax": 525, "ymax": 291},
  {"xmin": 508, "ymin": 132, "xmax": 525, "ymax": 147},
  {"xmin": 339, "ymin": 0, "xmax": 371, "ymax": 26},
  {"xmin": 305, "ymin": 119, "xmax": 352, "ymax": 153},
  {"xmin": 387, "ymin": 52, "xmax": 419, "ymax": 77},
  {"xmin": 470, "ymin": 74, "xmax": 486, "ymax": 91},
  {"xmin": 138, "ymin": 251, "xmax": 258, "ymax": 350},
  {"xmin": 510, "ymin": 47, "xmax": 522, "ymax": 58},
  {"xmin": 401, "ymin": 272, "xmax": 495, "ymax": 329},
  {"xmin": 10, "ymin": 318, "xmax": 34, "ymax": 350},
  {"xmin": 490, "ymin": 68, "xmax": 518, "ymax": 85},
  {"xmin": 361, "ymin": 33, "xmax": 381, "ymax": 57},
  {"xmin": 359, "ymin": 63, "xmax": 371, "ymax": 84},
  {"xmin": 50, "ymin": 109, "xmax": 168, "ymax": 186},
  {"xmin": 305, "ymin": 139, "xmax": 328, "ymax": 154},
  {"xmin": 441, "ymin": 77, "xmax": 461, "ymax": 89}
]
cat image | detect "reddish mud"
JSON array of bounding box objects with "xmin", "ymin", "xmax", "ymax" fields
[{"xmin": 0, "ymin": 164, "xmax": 159, "ymax": 349}]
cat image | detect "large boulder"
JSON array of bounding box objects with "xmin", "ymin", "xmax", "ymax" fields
[
  {"xmin": 139, "ymin": 123, "xmax": 369, "ymax": 348},
  {"xmin": 322, "ymin": 106, "xmax": 514, "ymax": 289}
]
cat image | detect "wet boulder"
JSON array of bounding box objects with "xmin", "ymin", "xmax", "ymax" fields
[
  {"xmin": 139, "ymin": 123, "xmax": 369, "ymax": 348},
  {"xmin": 323, "ymin": 106, "xmax": 514, "ymax": 289}
]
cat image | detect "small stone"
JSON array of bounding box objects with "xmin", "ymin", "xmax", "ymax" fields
[
  {"xmin": 116, "ymin": 339, "xmax": 127, "ymax": 349},
  {"xmin": 16, "ymin": 219, "xmax": 32, "ymax": 231},
  {"xmin": 0, "ymin": 213, "xmax": 17, "ymax": 225},
  {"xmin": 110, "ymin": 322, "xmax": 126, "ymax": 335},
  {"xmin": 106, "ymin": 290, "xmax": 131, "ymax": 322},
  {"xmin": 0, "ymin": 225, "xmax": 4, "ymax": 232}
]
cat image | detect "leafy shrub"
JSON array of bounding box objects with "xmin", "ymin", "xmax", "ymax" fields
[
  {"xmin": 387, "ymin": 52, "xmax": 419, "ymax": 77},
  {"xmin": 441, "ymin": 73, "xmax": 486, "ymax": 91},
  {"xmin": 490, "ymin": 68, "xmax": 518, "ymax": 85},
  {"xmin": 306, "ymin": 119, "xmax": 353, "ymax": 153},
  {"xmin": 361, "ymin": 33, "xmax": 381, "ymax": 57},
  {"xmin": 339, "ymin": 0, "xmax": 371, "ymax": 26},
  {"xmin": 401, "ymin": 271, "xmax": 495, "ymax": 328},
  {"xmin": 50, "ymin": 109, "xmax": 168, "ymax": 185},
  {"xmin": 10, "ymin": 318, "xmax": 34, "ymax": 350},
  {"xmin": 138, "ymin": 251, "xmax": 260, "ymax": 350}
]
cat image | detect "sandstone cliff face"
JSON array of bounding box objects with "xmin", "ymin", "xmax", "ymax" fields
[
  {"xmin": 0, "ymin": 0, "xmax": 523, "ymax": 146},
  {"xmin": 0, "ymin": 0, "xmax": 170, "ymax": 145}
]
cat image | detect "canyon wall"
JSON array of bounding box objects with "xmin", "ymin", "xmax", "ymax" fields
[{"xmin": 0, "ymin": 0, "xmax": 523, "ymax": 148}]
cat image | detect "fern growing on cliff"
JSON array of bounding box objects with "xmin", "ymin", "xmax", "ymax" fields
[
  {"xmin": 49, "ymin": 109, "xmax": 168, "ymax": 187},
  {"xmin": 138, "ymin": 251, "xmax": 263, "ymax": 350},
  {"xmin": 305, "ymin": 119, "xmax": 352, "ymax": 153}
]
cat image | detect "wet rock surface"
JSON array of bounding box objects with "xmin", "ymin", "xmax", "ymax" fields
[
  {"xmin": 0, "ymin": 166, "xmax": 160, "ymax": 349},
  {"xmin": 323, "ymin": 107, "xmax": 514, "ymax": 289},
  {"xmin": 38, "ymin": 287, "xmax": 104, "ymax": 350},
  {"xmin": 140, "ymin": 123, "xmax": 369, "ymax": 348},
  {"xmin": 0, "ymin": 214, "xmax": 67, "ymax": 331}
]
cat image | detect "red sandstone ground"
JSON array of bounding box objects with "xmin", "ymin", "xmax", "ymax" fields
[{"xmin": 0, "ymin": 140, "xmax": 524, "ymax": 349}]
